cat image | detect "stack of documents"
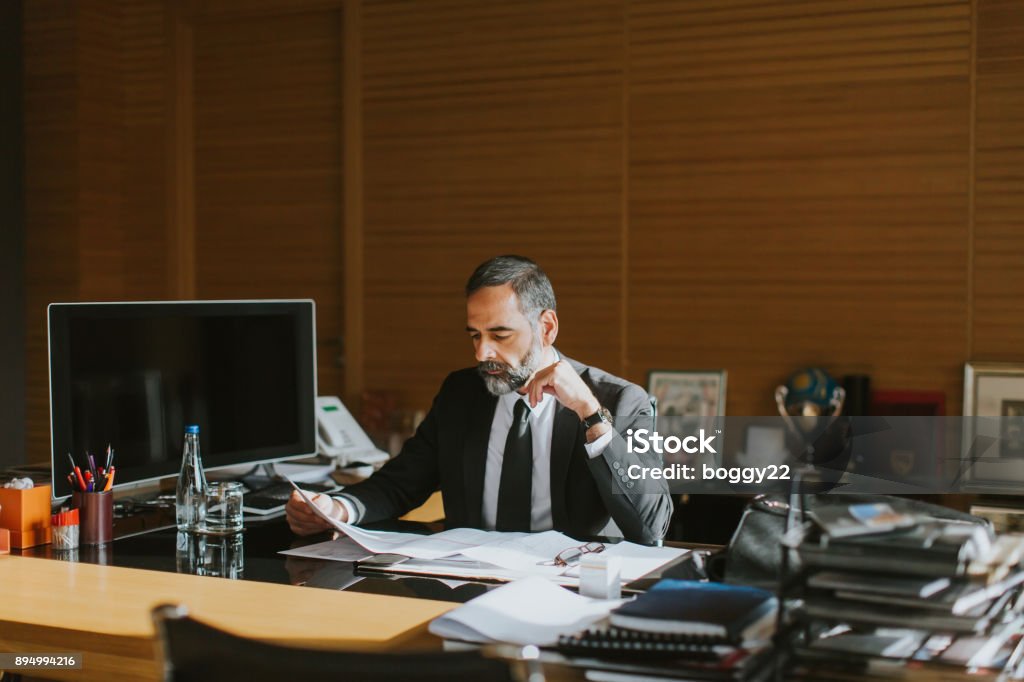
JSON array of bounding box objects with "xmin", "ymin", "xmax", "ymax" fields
[
  {"xmin": 284, "ymin": 481, "xmax": 687, "ymax": 585},
  {"xmin": 794, "ymin": 509, "xmax": 1024, "ymax": 677}
]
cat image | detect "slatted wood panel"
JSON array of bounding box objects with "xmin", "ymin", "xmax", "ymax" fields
[
  {"xmin": 628, "ymin": 0, "xmax": 972, "ymax": 415},
  {"xmin": 121, "ymin": 0, "xmax": 170, "ymax": 301},
  {"xmin": 361, "ymin": 0, "xmax": 626, "ymax": 408},
  {"xmin": 77, "ymin": 1, "xmax": 124, "ymax": 301},
  {"xmin": 192, "ymin": 8, "xmax": 346, "ymax": 398},
  {"xmin": 972, "ymin": 0, "xmax": 1024, "ymax": 360},
  {"xmin": 21, "ymin": 0, "xmax": 1024, "ymax": 463},
  {"xmin": 23, "ymin": 1, "xmax": 79, "ymax": 462}
]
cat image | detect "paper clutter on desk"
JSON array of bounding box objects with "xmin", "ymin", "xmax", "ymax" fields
[
  {"xmin": 0, "ymin": 482, "xmax": 52, "ymax": 548},
  {"xmin": 428, "ymin": 576, "xmax": 625, "ymax": 646}
]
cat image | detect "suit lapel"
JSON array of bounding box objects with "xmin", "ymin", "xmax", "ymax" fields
[
  {"xmin": 462, "ymin": 388, "xmax": 497, "ymax": 528},
  {"xmin": 549, "ymin": 403, "xmax": 581, "ymax": 529}
]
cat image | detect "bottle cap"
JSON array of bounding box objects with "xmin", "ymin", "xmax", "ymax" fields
[{"xmin": 186, "ymin": 425, "xmax": 200, "ymax": 434}]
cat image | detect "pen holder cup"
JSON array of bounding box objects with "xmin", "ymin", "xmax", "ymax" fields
[{"xmin": 72, "ymin": 491, "xmax": 113, "ymax": 545}]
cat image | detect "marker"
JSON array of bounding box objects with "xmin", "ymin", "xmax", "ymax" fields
[{"xmin": 103, "ymin": 466, "xmax": 115, "ymax": 491}]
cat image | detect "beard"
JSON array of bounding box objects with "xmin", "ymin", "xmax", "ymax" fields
[{"xmin": 477, "ymin": 342, "xmax": 542, "ymax": 396}]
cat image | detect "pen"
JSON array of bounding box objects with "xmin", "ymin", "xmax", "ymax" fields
[
  {"xmin": 73, "ymin": 466, "xmax": 86, "ymax": 491},
  {"xmin": 103, "ymin": 466, "xmax": 115, "ymax": 491},
  {"xmin": 87, "ymin": 452, "xmax": 97, "ymax": 479},
  {"xmin": 105, "ymin": 444, "xmax": 113, "ymax": 471}
]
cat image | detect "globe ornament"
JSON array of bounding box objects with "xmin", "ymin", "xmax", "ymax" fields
[{"xmin": 775, "ymin": 367, "xmax": 845, "ymax": 420}]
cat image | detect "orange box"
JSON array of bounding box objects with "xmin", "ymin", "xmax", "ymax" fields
[{"xmin": 0, "ymin": 483, "xmax": 53, "ymax": 549}]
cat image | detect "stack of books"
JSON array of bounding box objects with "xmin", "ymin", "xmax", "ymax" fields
[
  {"xmin": 555, "ymin": 580, "xmax": 779, "ymax": 681},
  {"xmin": 791, "ymin": 502, "xmax": 1024, "ymax": 677}
]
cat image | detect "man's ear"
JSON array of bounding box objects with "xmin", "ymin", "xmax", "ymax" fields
[{"xmin": 539, "ymin": 309, "xmax": 558, "ymax": 346}]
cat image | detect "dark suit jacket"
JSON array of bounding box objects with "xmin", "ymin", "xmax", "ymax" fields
[{"xmin": 341, "ymin": 355, "xmax": 673, "ymax": 543}]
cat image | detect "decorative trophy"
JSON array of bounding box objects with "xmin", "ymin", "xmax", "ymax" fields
[{"xmin": 775, "ymin": 368, "xmax": 852, "ymax": 477}]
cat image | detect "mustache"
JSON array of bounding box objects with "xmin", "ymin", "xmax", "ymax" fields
[{"xmin": 477, "ymin": 361, "xmax": 510, "ymax": 374}]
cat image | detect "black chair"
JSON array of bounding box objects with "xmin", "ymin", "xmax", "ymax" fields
[{"xmin": 151, "ymin": 604, "xmax": 522, "ymax": 682}]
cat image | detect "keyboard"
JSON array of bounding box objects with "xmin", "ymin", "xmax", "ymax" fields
[{"xmin": 242, "ymin": 480, "xmax": 342, "ymax": 515}]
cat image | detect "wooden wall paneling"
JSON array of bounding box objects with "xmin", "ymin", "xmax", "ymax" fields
[
  {"xmin": 166, "ymin": 0, "xmax": 196, "ymax": 299},
  {"xmin": 972, "ymin": 0, "xmax": 1024, "ymax": 360},
  {"xmin": 361, "ymin": 0, "xmax": 626, "ymax": 409},
  {"xmin": 0, "ymin": 0, "xmax": 26, "ymax": 466},
  {"xmin": 76, "ymin": 1, "xmax": 124, "ymax": 301},
  {"xmin": 628, "ymin": 0, "xmax": 973, "ymax": 415},
  {"xmin": 23, "ymin": 1, "xmax": 79, "ymax": 461},
  {"xmin": 124, "ymin": 0, "xmax": 171, "ymax": 301},
  {"xmin": 343, "ymin": 0, "xmax": 364, "ymax": 406},
  {"xmin": 191, "ymin": 6, "xmax": 346, "ymax": 398}
]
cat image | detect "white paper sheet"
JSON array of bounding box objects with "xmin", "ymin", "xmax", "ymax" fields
[
  {"xmin": 287, "ymin": 478, "xmax": 504, "ymax": 560},
  {"xmin": 286, "ymin": 476, "xmax": 687, "ymax": 580},
  {"xmin": 459, "ymin": 529, "xmax": 584, "ymax": 571},
  {"xmin": 279, "ymin": 536, "xmax": 372, "ymax": 562},
  {"xmin": 428, "ymin": 576, "xmax": 624, "ymax": 645}
]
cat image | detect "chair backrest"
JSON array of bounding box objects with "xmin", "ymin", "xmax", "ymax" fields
[{"xmin": 152, "ymin": 604, "xmax": 517, "ymax": 682}]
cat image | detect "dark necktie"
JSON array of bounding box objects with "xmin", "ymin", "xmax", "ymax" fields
[{"xmin": 496, "ymin": 398, "xmax": 532, "ymax": 532}]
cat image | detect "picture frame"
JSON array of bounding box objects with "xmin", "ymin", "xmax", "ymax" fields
[
  {"xmin": 646, "ymin": 370, "xmax": 727, "ymax": 418},
  {"xmin": 962, "ymin": 362, "xmax": 1024, "ymax": 491}
]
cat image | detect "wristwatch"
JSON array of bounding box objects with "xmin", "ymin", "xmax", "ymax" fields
[{"xmin": 581, "ymin": 407, "xmax": 612, "ymax": 430}]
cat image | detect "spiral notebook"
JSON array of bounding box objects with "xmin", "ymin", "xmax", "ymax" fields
[{"xmin": 557, "ymin": 626, "xmax": 733, "ymax": 661}]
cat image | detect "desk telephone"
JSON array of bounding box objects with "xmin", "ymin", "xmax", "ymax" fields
[{"xmin": 316, "ymin": 396, "xmax": 390, "ymax": 467}]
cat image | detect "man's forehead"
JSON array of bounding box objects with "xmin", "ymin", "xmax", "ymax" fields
[{"xmin": 466, "ymin": 284, "xmax": 526, "ymax": 327}]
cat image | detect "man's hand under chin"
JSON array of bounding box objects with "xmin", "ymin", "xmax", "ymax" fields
[
  {"xmin": 524, "ymin": 360, "xmax": 611, "ymax": 442},
  {"xmin": 285, "ymin": 490, "xmax": 348, "ymax": 536}
]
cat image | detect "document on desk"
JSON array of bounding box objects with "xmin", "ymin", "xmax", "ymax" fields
[
  {"xmin": 428, "ymin": 576, "xmax": 624, "ymax": 646},
  {"xmin": 287, "ymin": 477, "xmax": 688, "ymax": 581},
  {"xmin": 279, "ymin": 535, "xmax": 371, "ymax": 562}
]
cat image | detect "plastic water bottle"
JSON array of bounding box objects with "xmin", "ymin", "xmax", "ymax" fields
[{"xmin": 176, "ymin": 425, "xmax": 208, "ymax": 531}]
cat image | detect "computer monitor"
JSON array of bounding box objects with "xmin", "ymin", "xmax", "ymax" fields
[{"xmin": 48, "ymin": 300, "xmax": 317, "ymax": 499}]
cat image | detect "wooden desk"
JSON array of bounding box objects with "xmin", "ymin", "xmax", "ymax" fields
[{"xmin": 0, "ymin": 555, "xmax": 456, "ymax": 681}]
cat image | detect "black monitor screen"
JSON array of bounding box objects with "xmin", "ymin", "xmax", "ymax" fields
[{"xmin": 48, "ymin": 301, "xmax": 316, "ymax": 498}]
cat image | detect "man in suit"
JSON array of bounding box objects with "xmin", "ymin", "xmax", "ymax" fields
[{"xmin": 286, "ymin": 255, "xmax": 672, "ymax": 543}]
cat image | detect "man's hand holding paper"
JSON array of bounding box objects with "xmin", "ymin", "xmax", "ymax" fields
[{"xmin": 286, "ymin": 489, "xmax": 348, "ymax": 535}]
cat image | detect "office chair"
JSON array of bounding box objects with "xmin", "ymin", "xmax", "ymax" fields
[{"xmin": 152, "ymin": 604, "xmax": 523, "ymax": 682}]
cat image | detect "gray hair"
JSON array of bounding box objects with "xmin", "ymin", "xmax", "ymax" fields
[{"xmin": 465, "ymin": 255, "xmax": 556, "ymax": 321}]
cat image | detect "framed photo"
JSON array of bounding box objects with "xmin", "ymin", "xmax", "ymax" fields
[
  {"xmin": 963, "ymin": 362, "xmax": 1024, "ymax": 490},
  {"xmin": 647, "ymin": 370, "xmax": 727, "ymax": 417}
]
